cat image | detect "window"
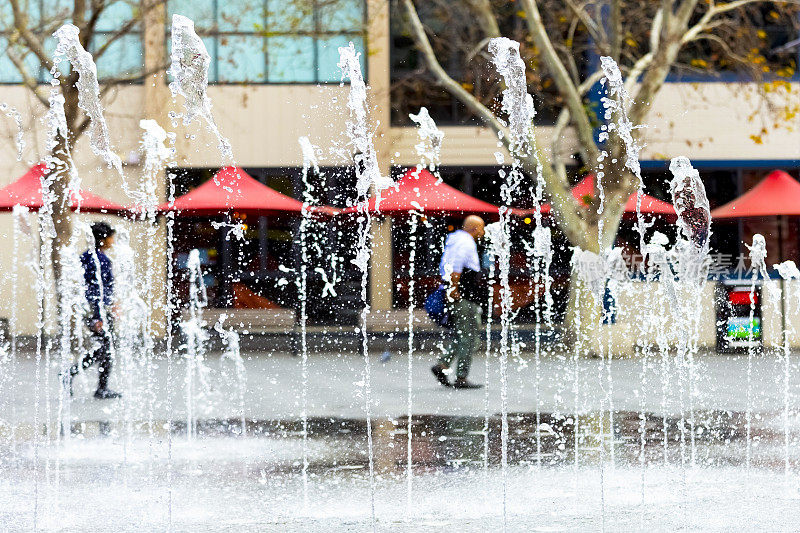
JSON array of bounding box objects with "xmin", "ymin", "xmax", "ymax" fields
[
  {"xmin": 168, "ymin": 0, "xmax": 366, "ymax": 84},
  {"xmin": 389, "ymin": 0, "xmax": 563, "ymax": 127},
  {"xmin": 0, "ymin": 0, "xmax": 143, "ymax": 83}
]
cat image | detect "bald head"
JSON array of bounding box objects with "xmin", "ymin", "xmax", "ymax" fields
[{"xmin": 462, "ymin": 215, "xmax": 485, "ymax": 240}]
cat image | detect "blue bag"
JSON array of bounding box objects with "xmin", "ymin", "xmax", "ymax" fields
[{"xmin": 424, "ymin": 286, "xmax": 452, "ymax": 328}]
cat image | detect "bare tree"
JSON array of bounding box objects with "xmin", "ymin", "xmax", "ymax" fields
[
  {"xmin": 2, "ymin": 0, "xmax": 166, "ymax": 288},
  {"xmin": 398, "ymin": 0, "xmax": 800, "ymax": 337}
]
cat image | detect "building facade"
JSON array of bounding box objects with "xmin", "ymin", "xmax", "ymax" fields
[{"xmin": 0, "ymin": 0, "xmax": 799, "ymax": 335}]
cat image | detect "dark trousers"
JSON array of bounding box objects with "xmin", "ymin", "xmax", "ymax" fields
[{"xmin": 69, "ymin": 321, "xmax": 113, "ymax": 390}]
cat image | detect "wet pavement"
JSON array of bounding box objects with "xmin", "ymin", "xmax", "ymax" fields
[{"xmin": 2, "ymin": 350, "xmax": 800, "ymax": 530}]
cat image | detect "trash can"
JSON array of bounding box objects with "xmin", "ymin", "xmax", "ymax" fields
[{"xmin": 715, "ymin": 279, "xmax": 762, "ymax": 353}]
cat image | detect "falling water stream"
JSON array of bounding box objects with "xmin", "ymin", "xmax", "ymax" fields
[
  {"xmin": 298, "ymin": 135, "xmax": 318, "ymax": 511},
  {"xmin": 1, "ymin": 15, "xmax": 799, "ymax": 532},
  {"xmin": 488, "ymin": 36, "xmax": 536, "ymax": 529},
  {"xmin": 337, "ymin": 41, "xmax": 392, "ymax": 529}
]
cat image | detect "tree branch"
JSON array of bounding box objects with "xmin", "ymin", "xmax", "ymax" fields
[
  {"xmin": 520, "ymin": 0, "xmax": 601, "ymax": 167},
  {"xmin": 610, "ymin": 0, "xmax": 623, "ymax": 62},
  {"xmin": 551, "ymin": 70, "xmax": 605, "ymax": 179},
  {"xmin": 401, "ymin": 0, "xmax": 589, "ymax": 246},
  {"xmin": 8, "ymin": 0, "xmax": 55, "ymax": 72},
  {"xmin": 401, "ymin": 0, "xmax": 507, "ymax": 136},
  {"xmin": 565, "ymin": 0, "xmax": 605, "ymax": 49},
  {"xmin": 465, "ymin": 0, "xmax": 501, "ymax": 38},
  {"xmin": 5, "ymin": 44, "xmax": 49, "ymax": 108},
  {"xmin": 623, "ymin": 8, "xmax": 662, "ymax": 95}
]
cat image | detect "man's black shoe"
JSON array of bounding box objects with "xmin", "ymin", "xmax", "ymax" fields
[
  {"xmin": 431, "ymin": 364, "xmax": 450, "ymax": 387},
  {"xmin": 94, "ymin": 388, "xmax": 121, "ymax": 400},
  {"xmin": 453, "ymin": 378, "xmax": 483, "ymax": 389}
]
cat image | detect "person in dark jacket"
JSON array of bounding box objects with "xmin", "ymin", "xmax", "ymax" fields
[{"xmin": 64, "ymin": 222, "xmax": 121, "ymax": 399}]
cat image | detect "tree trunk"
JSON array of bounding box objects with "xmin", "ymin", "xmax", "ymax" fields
[
  {"xmin": 48, "ymin": 132, "xmax": 74, "ymax": 320},
  {"xmin": 561, "ymin": 194, "xmax": 627, "ymax": 355}
]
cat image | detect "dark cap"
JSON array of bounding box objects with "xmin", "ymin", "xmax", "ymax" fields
[{"xmin": 91, "ymin": 222, "xmax": 115, "ymax": 248}]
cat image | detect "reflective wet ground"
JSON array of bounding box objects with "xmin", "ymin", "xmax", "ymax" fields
[
  {"xmin": 2, "ymin": 408, "xmax": 800, "ymax": 531},
  {"xmin": 2, "ymin": 351, "xmax": 800, "ymax": 530}
]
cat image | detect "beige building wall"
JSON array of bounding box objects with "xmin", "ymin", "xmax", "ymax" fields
[
  {"xmin": 0, "ymin": 2, "xmax": 799, "ymax": 339},
  {"xmin": 384, "ymin": 82, "xmax": 800, "ymax": 166}
]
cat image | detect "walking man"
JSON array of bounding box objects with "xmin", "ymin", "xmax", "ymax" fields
[
  {"xmin": 431, "ymin": 215, "xmax": 485, "ymax": 389},
  {"xmin": 64, "ymin": 222, "xmax": 121, "ymax": 399}
]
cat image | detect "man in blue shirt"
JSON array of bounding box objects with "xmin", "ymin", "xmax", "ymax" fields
[
  {"xmin": 431, "ymin": 215, "xmax": 485, "ymax": 389},
  {"xmin": 63, "ymin": 222, "xmax": 121, "ymax": 399}
]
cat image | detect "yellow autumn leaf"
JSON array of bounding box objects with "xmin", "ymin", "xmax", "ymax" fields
[
  {"xmin": 691, "ymin": 58, "xmax": 708, "ymax": 68},
  {"xmin": 757, "ymin": 30, "xmax": 767, "ymax": 39},
  {"xmin": 625, "ymin": 38, "xmax": 637, "ymax": 48},
  {"xmin": 750, "ymin": 134, "xmax": 763, "ymax": 144}
]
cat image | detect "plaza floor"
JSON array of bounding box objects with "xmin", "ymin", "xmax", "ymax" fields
[{"xmin": 1, "ymin": 348, "xmax": 800, "ymax": 531}]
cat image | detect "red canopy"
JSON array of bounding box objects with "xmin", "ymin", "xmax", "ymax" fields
[
  {"xmin": 0, "ymin": 163, "xmax": 127, "ymax": 214},
  {"xmin": 340, "ymin": 168, "xmax": 499, "ymax": 216},
  {"xmin": 569, "ymin": 174, "xmax": 675, "ymax": 217},
  {"xmin": 711, "ymin": 170, "xmax": 800, "ymax": 219},
  {"xmin": 512, "ymin": 174, "xmax": 674, "ymax": 219},
  {"xmin": 159, "ymin": 166, "xmax": 339, "ymax": 217}
]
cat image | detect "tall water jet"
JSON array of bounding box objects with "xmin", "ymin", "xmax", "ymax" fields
[
  {"xmin": 484, "ymin": 221, "xmax": 504, "ymax": 486},
  {"xmin": 488, "ymin": 36, "xmax": 535, "ymax": 528},
  {"xmin": 52, "ymin": 24, "xmax": 122, "ymax": 175},
  {"xmin": 214, "ymin": 316, "xmax": 246, "ymax": 438},
  {"xmin": 337, "ymin": 41, "xmax": 392, "ymax": 527},
  {"xmin": 774, "ymin": 260, "xmax": 799, "ymax": 479},
  {"xmin": 55, "ymin": 223, "xmax": 86, "ymax": 446},
  {"xmin": 669, "ymin": 155, "xmax": 711, "ymax": 471},
  {"xmin": 181, "ymin": 249, "xmax": 210, "ymax": 442},
  {"xmin": 408, "ymin": 107, "xmax": 444, "ymax": 180},
  {"xmin": 114, "ymin": 228, "xmax": 148, "ymax": 438},
  {"xmin": 405, "ymin": 106, "xmax": 444, "ymax": 513},
  {"xmin": 298, "ymin": 135, "xmax": 319, "ymax": 512},
  {"xmin": 598, "ymin": 56, "xmax": 647, "ymax": 250},
  {"xmin": 169, "ymin": 15, "xmax": 233, "ymax": 163},
  {"xmin": 139, "ymin": 119, "xmax": 173, "ymax": 445},
  {"xmin": 745, "ymin": 234, "xmax": 768, "ymax": 471}
]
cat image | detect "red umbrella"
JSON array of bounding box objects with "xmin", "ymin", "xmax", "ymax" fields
[
  {"xmin": 570, "ymin": 174, "xmax": 675, "ymax": 217},
  {"xmin": 711, "ymin": 170, "xmax": 800, "ymax": 218},
  {"xmin": 0, "ymin": 163, "xmax": 128, "ymax": 214},
  {"xmin": 340, "ymin": 168, "xmax": 499, "ymax": 217},
  {"xmin": 512, "ymin": 174, "xmax": 674, "ymax": 219},
  {"xmin": 711, "ymin": 170, "xmax": 800, "ymax": 339},
  {"xmin": 159, "ymin": 166, "xmax": 339, "ymax": 217}
]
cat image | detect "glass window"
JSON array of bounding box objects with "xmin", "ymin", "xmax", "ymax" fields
[
  {"xmin": 218, "ymin": 35, "xmax": 266, "ymax": 82},
  {"xmin": 168, "ymin": 0, "xmax": 215, "ymax": 31},
  {"xmin": 267, "ymin": 36, "xmax": 314, "ymax": 82},
  {"xmin": 166, "ymin": 0, "xmax": 365, "ymax": 84},
  {"xmin": 40, "ymin": 0, "xmax": 72, "ymax": 26},
  {"xmin": 92, "ymin": 33, "xmax": 144, "ymax": 79},
  {"xmin": 167, "ymin": 34, "xmax": 217, "ymax": 81},
  {"xmin": 0, "ymin": 3, "xmax": 13, "ymax": 27},
  {"xmin": 0, "ymin": 39, "xmax": 28, "ymax": 83},
  {"xmin": 316, "ymin": 35, "xmax": 364, "ymax": 83},
  {"xmin": 218, "ymin": 0, "xmax": 264, "ymax": 32},
  {"xmin": 43, "ymin": 35, "xmax": 72, "ymax": 80},
  {"xmin": 318, "ymin": 0, "xmax": 363, "ymax": 33},
  {"xmin": 95, "ymin": 1, "xmax": 138, "ymax": 32},
  {"xmin": 267, "ymin": 0, "xmax": 313, "ymax": 32}
]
